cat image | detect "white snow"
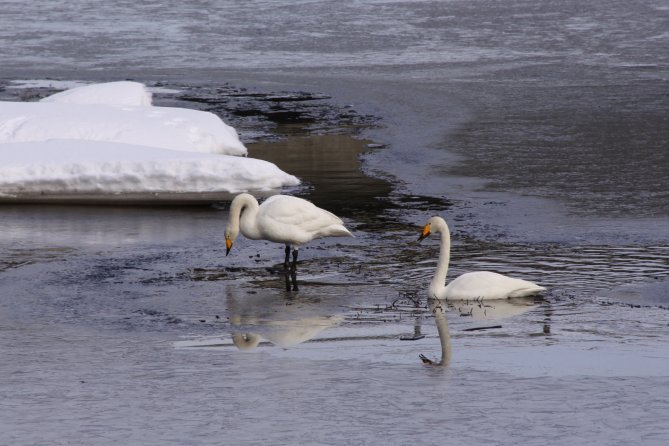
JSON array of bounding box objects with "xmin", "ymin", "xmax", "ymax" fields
[
  {"xmin": 0, "ymin": 101, "xmax": 247, "ymax": 156},
  {"xmin": 0, "ymin": 139, "xmax": 299, "ymax": 201},
  {"xmin": 0, "ymin": 81, "xmax": 300, "ymax": 203},
  {"xmin": 39, "ymin": 81, "xmax": 153, "ymax": 106}
]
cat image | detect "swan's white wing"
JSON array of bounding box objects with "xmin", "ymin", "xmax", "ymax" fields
[
  {"xmin": 260, "ymin": 195, "xmax": 343, "ymax": 228},
  {"xmin": 443, "ymin": 271, "xmax": 545, "ymax": 300},
  {"xmin": 257, "ymin": 195, "xmax": 350, "ymax": 244}
]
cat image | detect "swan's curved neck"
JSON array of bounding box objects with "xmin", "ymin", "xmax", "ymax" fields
[
  {"xmin": 228, "ymin": 194, "xmax": 261, "ymax": 240},
  {"xmin": 430, "ymin": 222, "xmax": 451, "ymax": 298}
]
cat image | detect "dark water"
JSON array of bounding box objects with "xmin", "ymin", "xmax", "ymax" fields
[{"xmin": 2, "ymin": 1, "xmax": 669, "ymax": 444}]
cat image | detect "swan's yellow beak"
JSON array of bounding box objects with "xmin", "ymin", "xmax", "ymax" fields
[
  {"xmin": 418, "ymin": 223, "xmax": 431, "ymax": 242},
  {"xmin": 225, "ymin": 236, "xmax": 233, "ymax": 256}
]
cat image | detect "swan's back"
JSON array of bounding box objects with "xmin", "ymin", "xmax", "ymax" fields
[
  {"xmin": 442, "ymin": 271, "xmax": 545, "ymax": 300},
  {"xmin": 257, "ymin": 195, "xmax": 351, "ymax": 244}
]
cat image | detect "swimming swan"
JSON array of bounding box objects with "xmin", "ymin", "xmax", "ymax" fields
[
  {"xmin": 225, "ymin": 193, "xmax": 353, "ymax": 269},
  {"xmin": 418, "ymin": 216, "xmax": 546, "ymax": 300}
]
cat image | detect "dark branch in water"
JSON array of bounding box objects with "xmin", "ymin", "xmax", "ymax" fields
[{"xmin": 462, "ymin": 325, "xmax": 502, "ymax": 332}]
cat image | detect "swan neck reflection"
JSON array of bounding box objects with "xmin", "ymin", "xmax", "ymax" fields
[{"xmin": 420, "ymin": 298, "xmax": 452, "ymax": 367}]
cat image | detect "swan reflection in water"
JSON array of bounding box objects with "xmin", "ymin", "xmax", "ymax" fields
[
  {"xmin": 232, "ymin": 315, "xmax": 342, "ymax": 350},
  {"xmin": 419, "ymin": 299, "xmax": 452, "ymax": 366},
  {"xmin": 419, "ymin": 297, "xmax": 538, "ymax": 367},
  {"xmin": 228, "ymin": 289, "xmax": 342, "ymax": 351},
  {"xmin": 448, "ymin": 296, "xmax": 538, "ymax": 321}
]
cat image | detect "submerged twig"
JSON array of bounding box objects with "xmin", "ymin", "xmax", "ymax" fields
[{"xmin": 461, "ymin": 325, "xmax": 502, "ymax": 332}]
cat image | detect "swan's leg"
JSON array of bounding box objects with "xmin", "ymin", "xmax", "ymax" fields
[
  {"xmin": 291, "ymin": 248, "xmax": 299, "ymax": 271},
  {"xmin": 284, "ymin": 245, "xmax": 291, "ymax": 269}
]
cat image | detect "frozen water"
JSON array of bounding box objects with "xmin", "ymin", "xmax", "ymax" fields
[{"xmin": 1, "ymin": 0, "xmax": 666, "ymax": 73}]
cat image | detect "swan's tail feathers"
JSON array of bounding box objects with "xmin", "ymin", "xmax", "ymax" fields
[
  {"xmin": 509, "ymin": 284, "xmax": 547, "ymax": 298},
  {"xmin": 331, "ymin": 224, "xmax": 354, "ymax": 238}
]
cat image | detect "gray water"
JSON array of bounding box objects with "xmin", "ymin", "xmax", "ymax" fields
[{"xmin": 2, "ymin": 1, "xmax": 669, "ymax": 445}]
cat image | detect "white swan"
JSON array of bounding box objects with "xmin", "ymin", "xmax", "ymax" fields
[
  {"xmin": 418, "ymin": 216, "xmax": 546, "ymax": 300},
  {"xmin": 225, "ymin": 193, "xmax": 353, "ymax": 268}
]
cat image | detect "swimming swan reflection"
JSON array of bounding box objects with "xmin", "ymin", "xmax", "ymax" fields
[
  {"xmin": 419, "ymin": 297, "xmax": 537, "ymax": 366},
  {"xmin": 419, "ymin": 299, "xmax": 452, "ymax": 366},
  {"xmin": 418, "ymin": 216, "xmax": 546, "ymax": 300},
  {"xmin": 449, "ymin": 296, "xmax": 537, "ymax": 321}
]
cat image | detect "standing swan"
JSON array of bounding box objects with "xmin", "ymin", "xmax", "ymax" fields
[
  {"xmin": 225, "ymin": 193, "xmax": 353, "ymax": 269},
  {"xmin": 418, "ymin": 216, "xmax": 546, "ymax": 300}
]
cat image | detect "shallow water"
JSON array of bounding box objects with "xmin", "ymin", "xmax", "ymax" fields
[
  {"xmin": 1, "ymin": 134, "xmax": 668, "ymax": 445},
  {"xmin": 2, "ymin": 0, "xmax": 669, "ymax": 444}
]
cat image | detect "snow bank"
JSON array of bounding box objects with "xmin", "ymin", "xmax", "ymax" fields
[
  {"xmin": 0, "ymin": 140, "xmax": 299, "ymax": 202},
  {"xmin": 0, "ymin": 101, "xmax": 247, "ymax": 156},
  {"xmin": 0, "ymin": 82, "xmax": 294, "ymax": 204},
  {"xmin": 39, "ymin": 81, "xmax": 153, "ymax": 106}
]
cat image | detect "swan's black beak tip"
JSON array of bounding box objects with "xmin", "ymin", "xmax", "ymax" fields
[{"xmin": 418, "ymin": 224, "xmax": 431, "ymax": 243}]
